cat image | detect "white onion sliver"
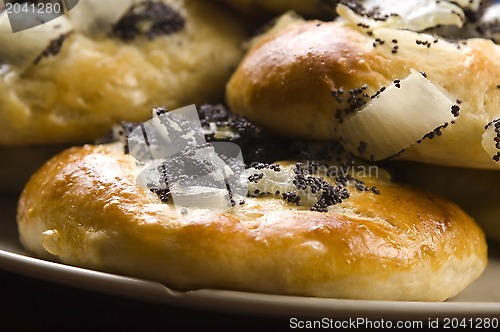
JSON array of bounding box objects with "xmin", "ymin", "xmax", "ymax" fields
[
  {"xmin": 241, "ymin": 167, "xmax": 294, "ymax": 196},
  {"xmin": 451, "ymin": 0, "xmax": 482, "ymax": 11},
  {"xmin": 247, "ymin": 11, "xmax": 304, "ymax": 49},
  {"xmin": 337, "ymin": 1, "xmax": 464, "ymax": 32},
  {"xmin": 0, "ymin": 12, "xmax": 73, "ymax": 71},
  {"xmin": 482, "ymin": 119, "xmax": 500, "ymax": 166},
  {"xmin": 337, "ymin": 70, "xmax": 457, "ymax": 161},
  {"xmin": 129, "ymin": 103, "xmax": 249, "ymax": 213},
  {"xmin": 136, "ymin": 160, "xmax": 164, "ymax": 190}
]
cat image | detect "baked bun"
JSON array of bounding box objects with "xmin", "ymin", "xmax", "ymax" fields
[
  {"xmin": 226, "ymin": 19, "xmax": 500, "ymax": 169},
  {"xmin": 0, "ymin": 0, "xmax": 246, "ymax": 146},
  {"xmin": 17, "ymin": 144, "xmax": 487, "ymax": 301},
  {"xmin": 218, "ymin": 0, "xmax": 337, "ymax": 17}
]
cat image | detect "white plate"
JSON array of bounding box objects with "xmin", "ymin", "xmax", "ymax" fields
[{"xmin": 1, "ymin": 196, "xmax": 499, "ymax": 319}]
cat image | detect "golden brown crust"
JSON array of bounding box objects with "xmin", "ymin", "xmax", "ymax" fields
[
  {"xmin": 226, "ymin": 20, "xmax": 500, "ymax": 169},
  {"xmin": 17, "ymin": 145, "xmax": 487, "ymax": 301}
]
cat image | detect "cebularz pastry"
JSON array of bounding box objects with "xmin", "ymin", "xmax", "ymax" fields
[
  {"xmin": 17, "ymin": 107, "xmax": 487, "ymax": 301},
  {"xmin": 218, "ymin": 0, "xmax": 338, "ymax": 17},
  {"xmin": 0, "ymin": 0, "xmax": 246, "ymax": 145}
]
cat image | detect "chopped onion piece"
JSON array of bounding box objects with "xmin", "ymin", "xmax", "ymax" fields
[
  {"xmin": 337, "ymin": 70, "xmax": 457, "ymax": 161},
  {"xmin": 482, "ymin": 3, "xmax": 500, "ymax": 22},
  {"xmin": 138, "ymin": 159, "xmax": 238, "ymax": 212},
  {"xmin": 337, "ymin": 0, "xmax": 464, "ymax": 32},
  {"xmin": 482, "ymin": 119, "xmax": 500, "ymax": 166},
  {"xmin": 241, "ymin": 166, "xmax": 330, "ymax": 208},
  {"xmin": 136, "ymin": 147, "xmax": 239, "ymax": 211},
  {"xmin": 241, "ymin": 167, "xmax": 295, "ymax": 197},
  {"xmin": 0, "ymin": 11, "xmax": 73, "ymax": 72},
  {"xmin": 191, "ymin": 145, "xmax": 235, "ymax": 182},
  {"xmin": 128, "ymin": 105, "xmax": 205, "ymax": 162},
  {"xmin": 130, "ymin": 105, "xmax": 248, "ymax": 212},
  {"xmin": 205, "ymin": 122, "xmax": 238, "ymax": 140}
]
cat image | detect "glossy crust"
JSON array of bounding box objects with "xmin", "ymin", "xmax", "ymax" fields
[
  {"xmin": 0, "ymin": 0, "xmax": 246, "ymax": 146},
  {"xmin": 226, "ymin": 20, "xmax": 500, "ymax": 169},
  {"xmin": 17, "ymin": 145, "xmax": 487, "ymax": 301}
]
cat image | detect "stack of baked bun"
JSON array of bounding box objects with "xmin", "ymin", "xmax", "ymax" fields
[
  {"xmin": 225, "ymin": 0, "xmax": 500, "ymax": 240},
  {"xmin": 14, "ymin": 0, "xmax": 500, "ymax": 301}
]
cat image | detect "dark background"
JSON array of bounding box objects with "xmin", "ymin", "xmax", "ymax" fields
[{"xmin": 0, "ymin": 268, "xmax": 290, "ymax": 331}]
